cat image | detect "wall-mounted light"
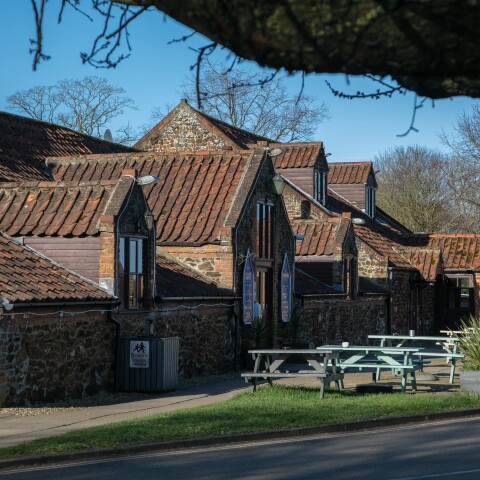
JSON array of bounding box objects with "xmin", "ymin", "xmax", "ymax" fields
[
  {"xmin": 272, "ymin": 173, "xmax": 285, "ymax": 195},
  {"xmin": 144, "ymin": 209, "xmax": 154, "ymax": 231},
  {"xmin": 137, "ymin": 175, "xmax": 160, "ymax": 186},
  {"xmin": 1, "ymin": 297, "xmax": 13, "ymax": 311}
]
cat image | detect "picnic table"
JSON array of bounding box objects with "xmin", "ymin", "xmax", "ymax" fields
[
  {"xmin": 321, "ymin": 345, "xmax": 423, "ymax": 393},
  {"xmin": 241, "ymin": 349, "xmax": 344, "ymax": 398},
  {"xmin": 367, "ymin": 335, "xmax": 464, "ymax": 384}
]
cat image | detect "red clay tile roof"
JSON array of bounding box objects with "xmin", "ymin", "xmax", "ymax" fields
[
  {"xmin": 409, "ymin": 234, "xmax": 480, "ymax": 270},
  {"xmin": 292, "ymin": 220, "xmax": 341, "ymax": 256},
  {"xmin": 407, "ymin": 248, "xmax": 443, "ymax": 281},
  {"xmin": 0, "ymin": 111, "xmax": 133, "ymax": 182},
  {"xmin": 49, "ymin": 150, "xmax": 257, "ymax": 244},
  {"xmin": 156, "ymin": 253, "xmax": 233, "ymax": 297},
  {"xmin": 0, "ymin": 233, "xmax": 113, "ymax": 304},
  {"xmin": 0, "ymin": 180, "xmax": 120, "ymax": 237},
  {"xmin": 328, "ymin": 162, "xmax": 373, "ymax": 185},
  {"xmin": 270, "ymin": 142, "xmax": 324, "ymax": 169},
  {"xmin": 135, "ymin": 99, "xmax": 269, "ymax": 151},
  {"xmin": 353, "ymin": 223, "xmax": 412, "ymax": 269}
]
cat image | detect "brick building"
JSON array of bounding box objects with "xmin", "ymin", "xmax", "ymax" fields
[{"xmin": 2, "ymin": 101, "xmax": 480, "ymax": 404}]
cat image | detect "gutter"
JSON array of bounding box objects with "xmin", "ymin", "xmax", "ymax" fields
[
  {"xmin": 157, "ymin": 296, "xmax": 240, "ymax": 302},
  {"xmin": 158, "ymin": 241, "xmax": 222, "ymax": 247},
  {"xmin": 0, "ymin": 299, "xmax": 119, "ymax": 310},
  {"xmin": 109, "ymin": 313, "xmax": 121, "ymax": 393}
]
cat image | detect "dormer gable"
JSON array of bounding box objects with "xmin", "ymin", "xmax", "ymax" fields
[
  {"xmin": 328, "ymin": 161, "xmax": 377, "ymax": 217},
  {"xmin": 271, "ymin": 141, "xmax": 328, "ymax": 204}
]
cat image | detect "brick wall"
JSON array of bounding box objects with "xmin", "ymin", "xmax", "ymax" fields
[
  {"xmin": 474, "ymin": 273, "xmax": 480, "ymax": 315},
  {"xmin": 160, "ymin": 243, "xmax": 234, "ymax": 288},
  {"xmin": 0, "ymin": 308, "xmax": 115, "ymax": 406}
]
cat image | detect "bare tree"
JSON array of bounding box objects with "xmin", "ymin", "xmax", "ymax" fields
[
  {"xmin": 182, "ymin": 62, "xmax": 329, "ymax": 142},
  {"xmin": 374, "ymin": 146, "xmax": 464, "ymax": 233},
  {"xmin": 7, "ymin": 76, "xmax": 136, "ymax": 140},
  {"xmin": 440, "ymin": 105, "xmax": 480, "ymax": 225}
]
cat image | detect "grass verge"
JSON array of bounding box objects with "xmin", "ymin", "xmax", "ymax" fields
[{"xmin": 2, "ymin": 386, "xmax": 480, "ymax": 459}]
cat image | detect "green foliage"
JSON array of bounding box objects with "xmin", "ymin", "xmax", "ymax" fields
[
  {"xmin": 248, "ymin": 314, "xmax": 269, "ymax": 347},
  {"xmin": 454, "ymin": 315, "xmax": 480, "ymax": 371},
  {"xmin": 2, "ymin": 386, "xmax": 480, "ymax": 459},
  {"xmin": 289, "ymin": 308, "xmax": 305, "ymax": 345}
]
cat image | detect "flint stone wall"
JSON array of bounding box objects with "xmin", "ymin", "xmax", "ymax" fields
[
  {"xmin": 275, "ymin": 296, "xmax": 387, "ymax": 347},
  {"xmin": 0, "ymin": 310, "xmax": 115, "ymax": 406},
  {"xmin": 152, "ymin": 304, "xmax": 236, "ymax": 378}
]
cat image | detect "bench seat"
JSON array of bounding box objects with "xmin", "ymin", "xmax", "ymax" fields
[{"xmin": 338, "ymin": 363, "xmax": 418, "ymax": 371}]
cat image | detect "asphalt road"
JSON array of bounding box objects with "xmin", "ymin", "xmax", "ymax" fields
[{"xmin": 3, "ymin": 417, "xmax": 480, "ymax": 479}]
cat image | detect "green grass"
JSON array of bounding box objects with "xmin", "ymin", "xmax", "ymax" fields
[{"xmin": 2, "ymin": 386, "xmax": 480, "ymax": 459}]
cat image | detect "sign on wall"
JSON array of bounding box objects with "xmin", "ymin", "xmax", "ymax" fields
[
  {"xmin": 243, "ymin": 249, "xmax": 255, "ymax": 324},
  {"xmin": 129, "ymin": 340, "xmax": 150, "ymax": 368},
  {"xmin": 280, "ymin": 253, "xmax": 291, "ymax": 323}
]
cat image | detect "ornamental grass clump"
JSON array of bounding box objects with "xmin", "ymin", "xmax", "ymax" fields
[{"xmin": 454, "ymin": 315, "xmax": 480, "ymax": 371}]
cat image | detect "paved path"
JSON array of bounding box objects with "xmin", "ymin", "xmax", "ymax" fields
[{"xmin": 0, "ymin": 359, "xmax": 459, "ymax": 448}]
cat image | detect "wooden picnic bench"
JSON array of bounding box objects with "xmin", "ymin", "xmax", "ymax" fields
[
  {"xmin": 321, "ymin": 345, "xmax": 423, "ymax": 393},
  {"xmin": 368, "ymin": 335, "xmax": 464, "ymax": 384},
  {"xmin": 241, "ymin": 349, "xmax": 344, "ymax": 398}
]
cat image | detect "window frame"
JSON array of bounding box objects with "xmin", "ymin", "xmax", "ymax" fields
[
  {"xmin": 118, "ymin": 235, "xmax": 147, "ymax": 310},
  {"xmin": 314, "ymin": 169, "xmax": 327, "ymax": 205},
  {"xmin": 365, "ymin": 186, "xmax": 376, "ymax": 218},
  {"xmin": 446, "ymin": 274, "xmax": 473, "ymax": 311},
  {"xmin": 256, "ymin": 200, "xmax": 275, "ymax": 259}
]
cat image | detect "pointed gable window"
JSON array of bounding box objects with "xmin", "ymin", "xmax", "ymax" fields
[{"xmin": 314, "ymin": 169, "xmax": 327, "ymax": 205}]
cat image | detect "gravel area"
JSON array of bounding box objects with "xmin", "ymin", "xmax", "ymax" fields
[{"xmin": 0, "ymin": 372, "xmax": 241, "ymax": 418}]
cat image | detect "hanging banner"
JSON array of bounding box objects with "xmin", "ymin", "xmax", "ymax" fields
[
  {"xmin": 243, "ymin": 250, "xmax": 255, "ymax": 324},
  {"xmin": 280, "ymin": 253, "xmax": 291, "ymax": 323}
]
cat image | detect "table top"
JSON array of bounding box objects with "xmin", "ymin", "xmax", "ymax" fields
[
  {"xmin": 248, "ymin": 349, "xmax": 334, "ymax": 355},
  {"xmin": 368, "ymin": 334, "xmax": 457, "ymax": 342},
  {"xmin": 321, "ymin": 345, "xmax": 423, "ymax": 353}
]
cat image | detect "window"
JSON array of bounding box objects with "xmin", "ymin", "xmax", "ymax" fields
[
  {"xmin": 365, "ymin": 186, "xmax": 376, "ymax": 217},
  {"xmin": 255, "ymin": 269, "xmax": 273, "ymax": 320},
  {"xmin": 257, "ymin": 201, "xmax": 274, "ymax": 259},
  {"xmin": 118, "ymin": 237, "xmax": 146, "ymax": 309},
  {"xmin": 314, "ymin": 170, "xmax": 327, "ymax": 205},
  {"xmin": 300, "ymin": 200, "xmax": 311, "ymax": 219},
  {"xmin": 344, "ymin": 255, "xmax": 357, "ymax": 299},
  {"xmin": 447, "ymin": 276, "xmax": 473, "ymax": 310}
]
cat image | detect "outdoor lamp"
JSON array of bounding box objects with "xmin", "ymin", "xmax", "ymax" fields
[
  {"xmin": 272, "ymin": 173, "xmax": 285, "ymax": 195},
  {"xmin": 144, "ymin": 209, "xmax": 154, "ymax": 230}
]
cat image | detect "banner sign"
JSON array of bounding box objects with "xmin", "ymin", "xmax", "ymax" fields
[
  {"xmin": 243, "ymin": 249, "xmax": 255, "ymax": 324},
  {"xmin": 280, "ymin": 253, "xmax": 291, "ymax": 323},
  {"xmin": 129, "ymin": 340, "xmax": 150, "ymax": 368}
]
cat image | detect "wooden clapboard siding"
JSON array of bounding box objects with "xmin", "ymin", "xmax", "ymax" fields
[
  {"xmin": 329, "ymin": 184, "xmax": 366, "ymax": 210},
  {"xmin": 22, "ymin": 236, "xmax": 101, "ymax": 283},
  {"xmin": 278, "ymin": 167, "xmax": 314, "ymax": 196}
]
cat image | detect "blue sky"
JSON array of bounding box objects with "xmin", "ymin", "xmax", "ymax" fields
[{"xmin": 1, "ymin": 1, "xmax": 478, "ymax": 162}]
